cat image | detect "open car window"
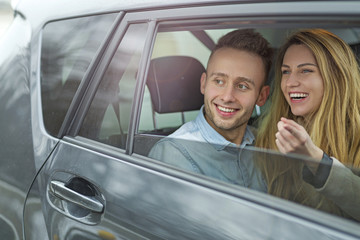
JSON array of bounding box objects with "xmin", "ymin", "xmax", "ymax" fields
[
  {"xmin": 137, "ymin": 25, "xmax": 360, "ymax": 138},
  {"xmin": 135, "ymin": 24, "xmax": 360, "ymax": 152}
]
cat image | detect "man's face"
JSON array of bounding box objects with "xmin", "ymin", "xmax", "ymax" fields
[{"xmin": 201, "ymin": 47, "xmax": 269, "ymax": 138}]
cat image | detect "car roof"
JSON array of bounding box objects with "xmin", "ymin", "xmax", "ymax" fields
[
  {"xmin": 13, "ymin": 0, "xmax": 360, "ymax": 21},
  {"xmin": 14, "ymin": 0, "xmax": 235, "ymax": 15},
  {"xmin": 13, "ymin": 0, "xmax": 236, "ymax": 28},
  {"xmin": 12, "ymin": 0, "xmax": 359, "ymax": 24},
  {"xmin": 12, "ymin": 0, "xmax": 360, "ymax": 39}
]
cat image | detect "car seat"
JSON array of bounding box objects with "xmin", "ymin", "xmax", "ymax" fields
[
  {"xmin": 134, "ymin": 55, "xmax": 205, "ymax": 156},
  {"xmin": 146, "ymin": 55, "xmax": 205, "ymax": 132}
]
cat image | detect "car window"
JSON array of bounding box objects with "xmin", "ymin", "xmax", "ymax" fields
[
  {"xmin": 133, "ymin": 20, "xmax": 360, "ymax": 223},
  {"xmin": 136, "ymin": 25, "xmax": 360, "ymax": 143},
  {"xmin": 78, "ymin": 23, "xmax": 149, "ymax": 149},
  {"xmin": 41, "ymin": 13, "xmax": 117, "ymax": 137}
]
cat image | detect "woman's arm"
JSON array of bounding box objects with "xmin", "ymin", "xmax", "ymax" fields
[
  {"xmin": 315, "ymin": 157, "xmax": 360, "ymax": 221},
  {"xmin": 276, "ymin": 117, "xmax": 360, "ymax": 221}
]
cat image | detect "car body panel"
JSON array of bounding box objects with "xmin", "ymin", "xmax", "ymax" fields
[{"xmin": 25, "ymin": 138, "xmax": 360, "ymax": 239}]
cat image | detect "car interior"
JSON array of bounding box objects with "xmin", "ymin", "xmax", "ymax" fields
[
  {"xmin": 133, "ymin": 55, "xmax": 205, "ymax": 155},
  {"xmin": 133, "ymin": 26, "xmax": 360, "ymax": 156}
]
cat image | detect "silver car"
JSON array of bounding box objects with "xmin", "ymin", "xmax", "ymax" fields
[{"xmin": 0, "ymin": 0, "xmax": 359, "ymax": 239}]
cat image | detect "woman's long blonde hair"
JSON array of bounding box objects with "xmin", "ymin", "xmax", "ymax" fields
[{"xmin": 255, "ymin": 29, "xmax": 360, "ymax": 214}]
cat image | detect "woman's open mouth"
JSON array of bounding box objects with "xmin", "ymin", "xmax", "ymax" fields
[{"xmin": 289, "ymin": 92, "xmax": 309, "ymax": 102}]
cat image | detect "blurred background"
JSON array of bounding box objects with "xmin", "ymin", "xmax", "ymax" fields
[{"xmin": 0, "ymin": 0, "xmax": 13, "ymax": 38}]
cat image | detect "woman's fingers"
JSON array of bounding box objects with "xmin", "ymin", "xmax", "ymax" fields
[
  {"xmin": 275, "ymin": 128, "xmax": 298, "ymax": 153},
  {"xmin": 276, "ymin": 132, "xmax": 296, "ymax": 153},
  {"xmin": 277, "ymin": 120, "xmax": 298, "ymax": 143},
  {"xmin": 276, "ymin": 117, "xmax": 324, "ymax": 162},
  {"xmin": 275, "ymin": 138, "xmax": 286, "ymax": 153},
  {"xmin": 276, "ymin": 118, "xmax": 308, "ymax": 154},
  {"xmin": 279, "ymin": 118, "xmax": 307, "ymax": 144}
]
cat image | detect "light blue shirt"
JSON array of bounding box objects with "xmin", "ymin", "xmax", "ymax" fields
[{"xmin": 148, "ymin": 106, "xmax": 267, "ymax": 192}]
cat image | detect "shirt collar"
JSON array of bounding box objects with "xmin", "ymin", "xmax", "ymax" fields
[{"xmin": 196, "ymin": 105, "xmax": 255, "ymax": 150}]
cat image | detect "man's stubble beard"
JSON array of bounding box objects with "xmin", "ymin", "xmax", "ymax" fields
[{"xmin": 203, "ymin": 101, "xmax": 251, "ymax": 132}]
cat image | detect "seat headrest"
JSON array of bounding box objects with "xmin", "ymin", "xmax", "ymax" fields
[{"xmin": 147, "ymin": 56, "xmax": 205, "ymax": 113}]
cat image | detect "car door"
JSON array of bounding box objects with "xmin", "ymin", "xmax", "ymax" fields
[{"xmin": 24, "ymin": 2, "xmax": 360, "ymax": 240}]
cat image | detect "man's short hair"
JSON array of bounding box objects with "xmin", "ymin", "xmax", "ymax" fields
[{"xmin": 209, "ymin": 29, "xmax": 273, "ymax": 84}]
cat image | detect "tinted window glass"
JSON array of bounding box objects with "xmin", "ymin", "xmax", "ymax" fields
[
  {"xmin": 149, "ymin": 137, "xmax": 360, "ymax": 221},
  {"xmin": 41, "ymin": 14, "xmax": 117, "ymax": 136},
  {"xmin": 78, "ymin": 23, "xmax": 148, "ymax": 149}
]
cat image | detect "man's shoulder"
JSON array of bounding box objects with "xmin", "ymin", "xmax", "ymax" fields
[
  {"xmin": 168, "ymin": 120, "xmax": 204, "ymax": 142},
  {"xmin": 149, "ymin": 119, "xmax": 205, "ymax": 157}
]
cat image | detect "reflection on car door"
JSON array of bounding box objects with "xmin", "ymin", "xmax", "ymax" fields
[{"xmin": 25, "ymin": 139, "xmax": 360, "ymax": 239}]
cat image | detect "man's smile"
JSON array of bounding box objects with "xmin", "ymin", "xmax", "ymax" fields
[
  {"xmin": 217, "ymin": 105, "xmax": 236, "ymax": 113},
  {"xmin": 215, "ymin": 104, "xmax": 239, "ymax": 116}
]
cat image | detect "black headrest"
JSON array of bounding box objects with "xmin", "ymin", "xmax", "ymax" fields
[{"xmin": 147, "ymin": 56, "xmax": 205, "ymax": 113}]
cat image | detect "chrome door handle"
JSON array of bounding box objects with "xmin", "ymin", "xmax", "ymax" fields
[{"xmin": 49, "ymin": 180, "xmax": 104, "ymax": 213}]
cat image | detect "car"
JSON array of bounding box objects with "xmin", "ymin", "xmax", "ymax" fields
[{"xmin": 0, "ymin": 0, "xmax": 359, "ymax": 239}]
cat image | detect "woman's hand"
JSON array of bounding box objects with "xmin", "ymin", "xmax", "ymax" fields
[{"xmin": 275, "ymin": 117, "xmax": 323, "ymax": 173}]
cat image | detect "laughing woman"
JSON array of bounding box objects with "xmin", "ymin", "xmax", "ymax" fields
[{"xmin": 256, "ymin": 29, "xmax": 360, "ymax": 221}]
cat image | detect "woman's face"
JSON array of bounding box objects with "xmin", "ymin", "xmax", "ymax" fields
[{"xmin": 281, "ymin": 44, "xmax": 324, "ymax": 118}]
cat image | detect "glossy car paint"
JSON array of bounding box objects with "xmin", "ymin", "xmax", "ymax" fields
[{"xmin": 0, "ymin": 0, "xmax": 359, "ymax": 239}]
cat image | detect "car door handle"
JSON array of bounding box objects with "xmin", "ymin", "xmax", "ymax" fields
[{"xmin": 49, "ymin": 180, "xmax": 104, "ymax": 213}]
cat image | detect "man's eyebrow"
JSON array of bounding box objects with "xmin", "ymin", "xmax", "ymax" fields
[
  {"xmin": 210, "ymin": 72, "xmax": 228, "ymax": 78},
  {"xmin": 209, "ymin": 72, "xmax": 255, "ymax": 86},
  {"xmin": 238, "ymin": 77, "xmax": 255, "ymax": 86}
]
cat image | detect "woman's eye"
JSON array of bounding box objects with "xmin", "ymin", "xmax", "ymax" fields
[
  {"xmin": 302, "ymin": 69, "xmax": 313, "ymax": 73},
  {"xmin": 281, "ymin": 69, "xmax": 290, "ymax": 75}
]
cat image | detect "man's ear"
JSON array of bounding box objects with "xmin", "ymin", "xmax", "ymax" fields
[
  {"xmin": 256, "ymin": 85, "xmax": 270, "ymax": 107},
  {"xmin": 200, "ymin": 72, "xmax": 206, "ymax": 95}
]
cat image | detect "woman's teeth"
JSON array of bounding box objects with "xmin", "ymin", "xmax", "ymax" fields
[{"xmin": 290, "ymin": 93, "xmax": 309, "ymax": 99}]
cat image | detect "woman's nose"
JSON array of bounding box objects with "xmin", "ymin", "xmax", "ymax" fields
[{"xmin": 285, "ymin": 73, "xmax": 300, "ymax": 87}]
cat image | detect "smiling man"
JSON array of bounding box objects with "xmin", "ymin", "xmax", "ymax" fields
[
  {"xmin": 149, "ymin": 29, "xmax": 273, "ymax": 190},
  {"xmin": 201, "ymin": 46, "xmax": 269, "ymax": 145}
]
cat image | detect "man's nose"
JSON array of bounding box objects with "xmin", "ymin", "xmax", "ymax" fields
[{"xmin": 220, "ymin": 84, "xmax": 236, "ymax": 102}]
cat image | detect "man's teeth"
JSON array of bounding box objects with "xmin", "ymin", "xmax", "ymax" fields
[
  {"xmin": 218, "ymin": 106, "xmax": 235, "ymax": 112},
  {"xmin": 290, "ymin": 93, "xmax": 308, "ymax": 99}
]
